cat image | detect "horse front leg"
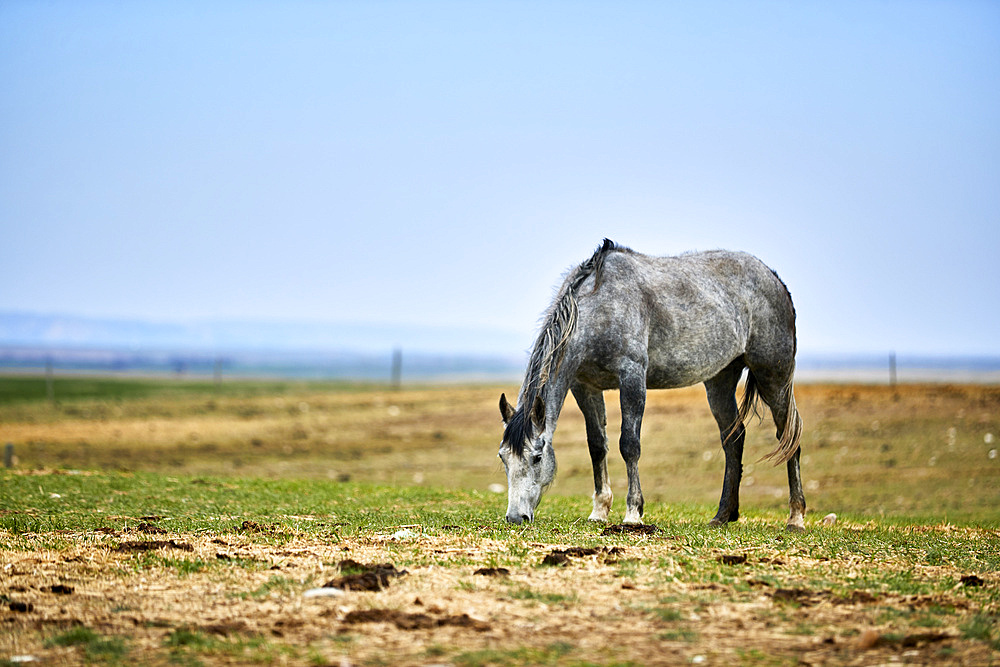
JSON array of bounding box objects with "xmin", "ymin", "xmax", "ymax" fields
[
  {"xmin": 571, "ymin": 383, "xmax": 612, "ymax": 522},
  {"xmin": 618, "ymin": 364, "xmax": 646, "ymax": 525}
]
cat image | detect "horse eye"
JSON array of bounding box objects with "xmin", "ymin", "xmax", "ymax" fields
[{"xmin": 532, "ymin": 454, "xmax": 542, "ymax": 465}]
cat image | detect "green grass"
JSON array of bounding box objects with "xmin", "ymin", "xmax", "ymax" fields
[
  {"xmin": 44, "ymin": 626, "xmax": 130, "ymax": 662},
  {"xmin": 961, "ymin": 613, "xmax": 1000, "ymax": 648},
  {"xmin": 0, "ymin": 470, "xmax": 505, "ymax": 537},
  {"xmin": 507, "ymin": 585, "xmax": 578, "ymax": 606},
  {"xmin": 130, "ymin": 551, "xmax": 213, "ymax": 576},
  {"xmin": 3, "ymin": 471, "xmax": 998, "ymax": 578},
  {"xmin": 236, "ymin": 575, "xmax": 302, "ymax": 601},
  {"xmin": 163, "ymin": 626, "xmax": 293, "ymax": 664},
  {"xmin": 453, "ymin": 642, "xmax": 577, "ymax": 667}
]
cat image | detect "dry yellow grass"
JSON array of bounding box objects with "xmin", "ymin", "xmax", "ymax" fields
[{"xmin": 3, "ymin": 379, "xmax": 999, "ymax": 522}]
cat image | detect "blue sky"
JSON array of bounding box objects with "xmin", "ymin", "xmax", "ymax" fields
[{"xmin": 1, "ymin": 1, "xmax": 998, "ymax": 357}]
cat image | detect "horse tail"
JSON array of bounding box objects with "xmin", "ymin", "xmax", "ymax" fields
[
  {"xmin": 754, "ymin": 264, "xmax": 802, "ymax": 464},
  {"xmin": 728, "ymin": 371, "xmax": 803, "ymax": 465},
  {"xmin": 759, "ymin": 377, "xmax": 803, "ymax": 465},
  {"xmin": 725, "ymin": 370, "xmax": 761, "ymax": 445}
]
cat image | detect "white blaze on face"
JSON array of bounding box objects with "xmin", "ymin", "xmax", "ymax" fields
[
  {"xmin": 500, "ymin": 445, "xmax": 537, "ymax": 524},
  {"xmin": 499, "ymin": 439, "xmax": 556, "ymax": 524}
]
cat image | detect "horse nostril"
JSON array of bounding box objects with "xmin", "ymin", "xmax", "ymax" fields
[
  {"xmin": 521, "ymin": 513, "xmax": 531, "ymax": 524},
  {"xmin": 505, "ymin": 514, "xmax": 521, "ymax": 525}
]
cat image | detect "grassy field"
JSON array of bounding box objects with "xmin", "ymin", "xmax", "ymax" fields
[{"xmin": 1, "ymin": 376, "xmax": 999, "ymax": 665}]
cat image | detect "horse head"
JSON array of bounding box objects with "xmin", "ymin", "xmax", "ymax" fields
[{"xmin": 498, "ymin": 393, "xmax": 556, "ymax": 524}]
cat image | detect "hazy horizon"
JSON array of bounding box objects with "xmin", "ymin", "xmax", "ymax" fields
[{"xmin": 4, "ymin": 310, "xmax": 1000, "ymax": 365}]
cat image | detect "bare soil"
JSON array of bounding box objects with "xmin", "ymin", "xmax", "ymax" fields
[{"xmin": 2, "ymin": 525, "xmax": 998, "ymax": 665}]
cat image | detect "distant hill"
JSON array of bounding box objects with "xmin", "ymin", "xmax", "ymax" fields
[
  {"xmin": 0, "ymin": 311, "xmax": 528, "ymax": 382},
  {"xmin": 0, "ymin": 311, "xmax": 527, "ymax": 356},
  {"xmin": 2, "ymin": 311, "xmax": 998, "ymax": 384}
]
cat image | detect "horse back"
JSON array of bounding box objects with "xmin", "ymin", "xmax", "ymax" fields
[{"xmin": 572, "ymin": 249, "xmax": 795, "ymax": 390}]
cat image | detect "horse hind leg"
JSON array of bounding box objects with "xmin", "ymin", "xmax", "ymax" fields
[
  {"xmin": 785, "ymin": 446, "xmax": 806, "ymax": 532},
  {"xmin": 571, "ymin": 383, "xmax": 612, "ymax": 522},
  {"xmin": 705, "ymin": 360, "xmax": 746, "ymax": 526},
  {"xmin": 753, "ymin": 368, "xmax": 806, "ymax": 531}
]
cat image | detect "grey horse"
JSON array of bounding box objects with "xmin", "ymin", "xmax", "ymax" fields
[{"xmin": 498, "ymin": 239, "xmax": 805, "ymax": 530}]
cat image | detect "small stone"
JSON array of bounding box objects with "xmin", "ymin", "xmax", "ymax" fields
[
  {"xmin": 821, "ymin": 513, "xmax": 837, "ymax": 526},
  {"xmin": 389, "ymin": 528, "xmax": 419, "ymax": 540},
  {"xmin": 857, "ymin": 629, "xmax": 882, "ymax": 650},
  {"xmin": 303, "ymin": 587, "xmax": 345, "ymax": 598}
]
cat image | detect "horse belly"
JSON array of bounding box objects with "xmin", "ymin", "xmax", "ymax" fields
[
  {"xmin": 574, "ymin": 359, "xmax": 625, "ymax": 390},
  {"xmin": 645, "ymin": 354, "xmax": 735, "ymax": 389},
  {"xmin": 645, "ymin": 322, "xmax": 747, "ymax": 389}
]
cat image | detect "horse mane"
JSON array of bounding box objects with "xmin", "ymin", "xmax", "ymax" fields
[{"xmin": 504, "ymin": 238, "xmax": 630, "ymax": 457}]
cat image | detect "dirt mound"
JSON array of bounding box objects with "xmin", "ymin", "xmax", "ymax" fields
[
  {"xmin": 542, "ymin": 546, "xmax": 625, "ymax": 566},
  {"xmin": 600, "ymin": 523, "xmax": 658, "ymax": 535},
  {"xmin": 342, "ymin": 608, "xmax": 489, "ymax": 632},
  {"xmin": 323, "ymin": 559, "xmax": 407, "ymax": 591},
  {"xmin": 113, "ymin": 540, "xmax": 193, "ymax": 552}
]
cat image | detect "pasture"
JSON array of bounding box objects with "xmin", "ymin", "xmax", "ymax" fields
[{"xmin": 1, "ymin": 376, "xmax": 999, "ymax": 665}]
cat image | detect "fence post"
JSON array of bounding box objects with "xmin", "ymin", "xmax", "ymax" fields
[
  {"xmin": 889, "ymin": 351, "xmax": 897, "ymax": 387},
  {"xmin": 4, "ymin": 443, "xmax": 12, "ymax": 468},
  {"xmin": 391, "ymin": 347, "xmax": 402, "ymax": 390}
]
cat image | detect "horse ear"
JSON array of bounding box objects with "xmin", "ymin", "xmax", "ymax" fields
[
  {"xmin": 530, "ymin": 395, "xmax": 545, "ymax": 428},
  {"xmin": 499, "ymin": 393, "xmax": 515, "ymax": 422}
]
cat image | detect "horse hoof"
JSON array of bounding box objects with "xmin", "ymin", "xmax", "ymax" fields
[
  {"xmin": 708, "ymin": 518, "xmax": 727, "ymax": 527},
  {"xmin": 587, "ymin": 515, "xmax": 609, "ymax": 523},
  {"xmin": 785, "ymin": 523, "xmax": 805, "ymax": 533}
]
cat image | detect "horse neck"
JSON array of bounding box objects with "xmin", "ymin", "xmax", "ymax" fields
[{"xmin": 517, "ymin": 360, "xmax": 574, "ymax": 444}]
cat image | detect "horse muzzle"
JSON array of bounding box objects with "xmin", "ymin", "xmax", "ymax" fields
[{"xmin": 505, "ymin": 509, "xmax": 533, "ymax": 525}]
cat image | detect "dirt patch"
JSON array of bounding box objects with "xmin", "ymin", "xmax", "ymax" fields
[
  {"xmin": 768, "ymin": 587, "xmax": 880, "ymax": 606},
  {"xmin": 135, "ymin": 522, "xmax": 167, "ymax": 534},
  {"xmin": 235, "ymin": 520, "xmax": 276, "ymax": 533},
  {"xmin": 541, "ymin": 551, "xmax": 572, "ymax": 566},
  {"xmin": 113, "ymin": 540, "xmax": 194, "ymax": 552},
  {"xmin": 718, "ymin": 554, "xmax": 748, "ymax": 565},
  {"xmin": 1, "ymin": 530, "xmax": 998, "ymax": 666},
  {"xmin": 342, "ymin": 608, "xmax": 490, "ymax": 632},
  {"xmin": 44, "ymin": 584, "xmax": 74, "ymax": 595},
  {"xmin": 542, "ymin": 546, "xmax": 625, "ymax": 566},
  {"xmin": 857, "ymin": 630, "xmax": 955, "ymax": 650},
  {"xmin": 323, "ymin": 559, "xmax": 407, "ymax": 591},
  {"xmin": 601, "ymin": 523, "xmax": 659, "ymax": 535},
  {"xmin": 199, "ymin": 620, "xmax": 252, "ymax": 637}
]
